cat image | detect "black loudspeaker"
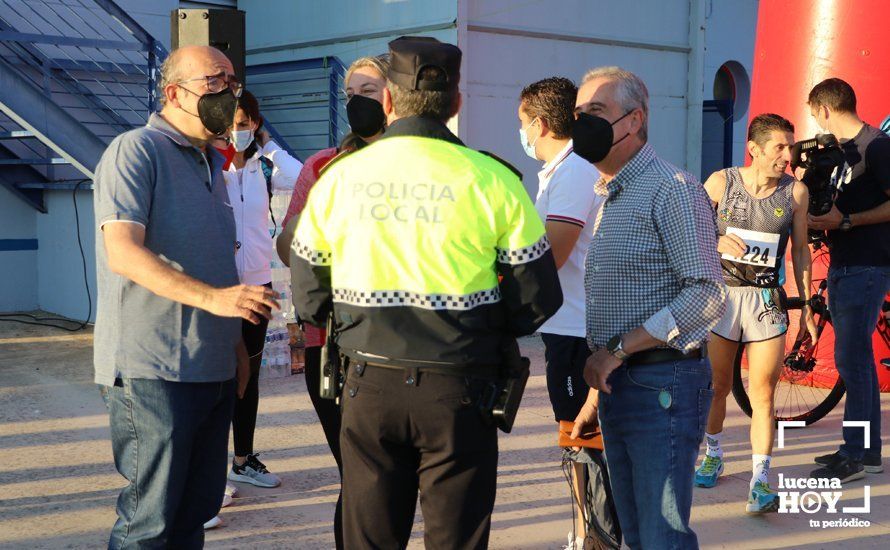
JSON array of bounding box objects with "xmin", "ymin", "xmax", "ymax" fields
[{"xmin": 171, "ymin": 9, "xmax": 246, "ymax": 84}]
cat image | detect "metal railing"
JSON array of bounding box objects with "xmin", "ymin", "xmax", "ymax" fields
[
  {"xmin": 0, "ymin": 0, "xmax": 166, "ymax": 209},
  {"xmin": 0, "ymin": 0, "xmax": 322, "ymax": 148},
  {"xmin": 0, "ymin": 0, "xmax": 164, "ymax": 136},
  {"xmin": 0, "ymin": 0, "xmax": 304, "ymax": 210},
  {"xmin": 327, "ymin": 56, "xmax": 347, "ymax": 148}
]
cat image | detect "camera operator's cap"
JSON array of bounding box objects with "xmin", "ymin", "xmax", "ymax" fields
[{"xmin": 387, "ymin": 36, "xmax": 461, "ymax": 92}]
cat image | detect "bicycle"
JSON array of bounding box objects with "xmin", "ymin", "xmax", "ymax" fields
[{"xmin": 731, "ymin": 245, "xmax": 890, "ymax": 426}]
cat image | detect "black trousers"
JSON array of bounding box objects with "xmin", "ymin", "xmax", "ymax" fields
[
  {"xmin": 303, "ymin": 346, "xmax": 344, "ymax": 550},
  {"xmin": 340, "ymin": 363, "xmax": 498, "ymax": 550},
  {"xmin": 232, "ymin": 312, "xmax": 270, "ymax": 457}
]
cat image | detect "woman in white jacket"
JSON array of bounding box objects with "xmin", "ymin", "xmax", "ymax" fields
[{"xmin": 223, "ymin": 90, "xmax": 302, "ymax": 489}]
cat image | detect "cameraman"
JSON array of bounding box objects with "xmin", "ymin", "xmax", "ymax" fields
[{"xmin": 807, "ymin": 78, "xmax": 890, "ymax": 482}]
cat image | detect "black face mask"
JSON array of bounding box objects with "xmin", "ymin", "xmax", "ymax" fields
[
  {"xmin": 572, "ymin": 110, "xmax": 633, "ymax": 164},
  {"xmin": 179, "ymin": 87, "xmax": 239, "ymax": 136},
  {"xmin": 346, "ymin": 95, "xmax": 385, "ymax": 138}
]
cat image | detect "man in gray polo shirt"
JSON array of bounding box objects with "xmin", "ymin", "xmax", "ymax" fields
[{"xmin": 94, "ymin": 45, "xmax": 278, "ymax": 548}]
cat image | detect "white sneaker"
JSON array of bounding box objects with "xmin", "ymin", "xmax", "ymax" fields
[
  {"xmin": 224, "ymin": 483, "xmax": 238, "ymax": 498},
  {"xmin": 221, "ymin": 493, "xmax": 233, "ymax": 508},
  {"xmin": 561, "ymin": 533, "xmax": 586, "ymax": 550},
  {"xmin": 203, "ymin": 515, "xmax": 223, "ymax": 530}
]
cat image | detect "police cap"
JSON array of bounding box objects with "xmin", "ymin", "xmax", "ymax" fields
[{"xmin": 387, "ymin": 36, "xmax": 461, "ymax": 92}]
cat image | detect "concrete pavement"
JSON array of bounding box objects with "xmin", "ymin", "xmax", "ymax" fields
[{"xmin": 1, "ymin": 319, "xmax": 889, "ymax": 549}]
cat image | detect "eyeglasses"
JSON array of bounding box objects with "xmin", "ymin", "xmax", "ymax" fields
[{"xmin": 177, "ymin": 73, "xmax": 243, "ymax": 97}]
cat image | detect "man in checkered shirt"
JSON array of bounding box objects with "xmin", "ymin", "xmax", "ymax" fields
[{"xmin": 570, "ymin": 66, "xmax": 726, "ymax": 549}]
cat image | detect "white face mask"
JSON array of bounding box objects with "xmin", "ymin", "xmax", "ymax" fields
[
  {"xmin": 231, "ymin": 129, "xmax": 255, "ymax": 152},
  {"xmin": 519, "ymin": 118, "xmax": 540, "ymax": 160}
]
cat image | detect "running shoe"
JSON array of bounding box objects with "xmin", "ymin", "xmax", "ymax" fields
[
  {"xmin": 694, "ymin": 455, "xmax": 724, "ymax": 488},
  {"xmin": 811, "ymin": 456, "xmax": 865, "ymax": 484},
  {"xmin": 815, "ymin": 451, "xmax": 883, "ymax": 473},
  {"xmin": 228, "ymin": 453, "xmax": 281, "ymax": 488},
  {"xmin": 746, "ymin": 481, "xmax": 779, "ymax": 514}
]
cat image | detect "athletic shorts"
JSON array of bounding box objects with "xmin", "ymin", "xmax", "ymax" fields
[
  {"xmin": 541, "ymin": 333, "xmax": 592, "ymax": 422},
  {"xmin": 711, "ymin": 286, "xmax": 788, "ymax": 343}
]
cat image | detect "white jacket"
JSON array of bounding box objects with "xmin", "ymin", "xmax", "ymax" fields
[{"xmin": 223, "ymin": 140, "xmax": 302, "ymax": 285}]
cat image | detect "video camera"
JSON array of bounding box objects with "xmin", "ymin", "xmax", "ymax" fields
[{"xmin": 790, "ymin": 133, "xmax": 846, "ymax": 217}]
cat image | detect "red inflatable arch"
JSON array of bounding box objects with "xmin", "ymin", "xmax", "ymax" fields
[{"xmin": 748, "ymin": 0, "xmax": 890, "ymax": 390}]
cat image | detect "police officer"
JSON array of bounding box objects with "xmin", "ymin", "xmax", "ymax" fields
[{"xmin": 290, "ymin": 36, "xmax": 562, "ymax": 549}]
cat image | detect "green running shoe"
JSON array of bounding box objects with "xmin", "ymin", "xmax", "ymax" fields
[
  {"xmin": 695, "ymin": 455, "xmax": 724, "ymax": 488},
  {"xmin": 746, "ymin": 481, "xmax": 779, "ymax": 514}
]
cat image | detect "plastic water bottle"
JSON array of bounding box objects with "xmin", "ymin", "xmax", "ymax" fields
[
  {"xmin": 260, "ymin": 331, "xmax": 285, "ymax": 379},
  {"xmin": 278, "ymin": 334, "xmax": 292, "ymax": 377},
  {"xmin": 288, "ymin": 323, "xmax": 305, "ymax": 374},
  {"xmin": 263, "ymin": 330, "xmax": 289, "ymax": 378},
  {"xmin": 259, "ymin": 336, "xmax": 270, "ymax": 380}
]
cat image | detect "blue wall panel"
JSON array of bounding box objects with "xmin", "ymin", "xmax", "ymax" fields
[{"xmin": 0, "ymin": 184, "xmax": 38, "ymax": 311}]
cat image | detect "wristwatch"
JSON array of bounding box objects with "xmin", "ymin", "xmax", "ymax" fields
[
  {"xmin": 839, "ymin": 213, "xmax": 852, "ymax": 232},
  {"xmin": 606, "ymin": 335, "xmax": 630, "ymax": 361}
]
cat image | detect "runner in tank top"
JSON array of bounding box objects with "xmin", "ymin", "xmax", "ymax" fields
[{"xmin": 694, "ymin": 114, "xmax": 818, "ymax": 514}]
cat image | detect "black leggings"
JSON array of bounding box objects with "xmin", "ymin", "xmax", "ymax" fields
[
  {"xmin": 304, "ymin": 346, "xmax": 344, "ymax": 550},
  {"xmin": 232, "ymin": 313, "xmax": 270, "ymax": 457}
]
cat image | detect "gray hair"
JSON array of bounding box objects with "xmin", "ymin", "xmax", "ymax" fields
[
  {"xmin": 386, "ymin": 66, "xmax": 459, "ymax": 122},
  {"xmin": 581, "ymin": 66, "xmax": 649, "ymax": 141},
  {"xmin": 157, "ymin": 49, "xmax": 185, "ymax": 107}
]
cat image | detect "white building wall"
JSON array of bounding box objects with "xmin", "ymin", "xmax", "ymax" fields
[
  {"xmin": 239, "ymin": 0, "xmax": 729, "ymax": 196},
  {"xmin": 236, "ymin": 0, "xmax": 757, "ymax": 195},
  {"xmin": 34, "ymin": 190, "xmax": 96, "ymax": 322},
  {"xmin": 703, "ymin": 0, "xmax": 759, "ymax": 167},
  {"xmin": 461, "ymin": 0, "xmax": 697, "ymax": 194}
]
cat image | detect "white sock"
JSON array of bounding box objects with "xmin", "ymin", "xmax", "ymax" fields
[
  {"xmin": 705, "ymin": 432, "xmax": 723, "ymax": 459},
  {"xmin": 752, "ymin": 454, "xmax": 771, "ymax": 487}
]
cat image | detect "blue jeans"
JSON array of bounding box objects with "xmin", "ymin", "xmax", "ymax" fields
[
  {"xmin": 598, "ymin": 358, "xmax": 712, "ymax": 550},
  {"xmin": 106, "ymin": 377, "xmax": 235, "ymax": 549},
  {"xmin": 828, "ymin": 265, "xmax": 890, "ymax": 462}
]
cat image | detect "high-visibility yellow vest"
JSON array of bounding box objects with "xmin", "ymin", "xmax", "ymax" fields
[
  {"xmin": 296, "ymin": 135, "xmax": 548, "ymax": 307},
  {"xmin": 292, "ymin": 128, "xmax": 560, "ymax": 367}
]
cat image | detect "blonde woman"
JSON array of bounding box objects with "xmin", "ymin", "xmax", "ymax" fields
[{"xmin": 278, "ymin": 54, "xmax": 389, "ymax": 550}]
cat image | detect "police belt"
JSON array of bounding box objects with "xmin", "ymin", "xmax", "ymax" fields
[
  {"xmin": 363, "ymin": 361, "xmax": 499, "ymax": 379},
  {"xmin": 623, "ymin": 346, "xmax": 706, "ymax": 367}
]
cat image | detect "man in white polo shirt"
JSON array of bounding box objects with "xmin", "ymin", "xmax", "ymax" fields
[{"xmin": 518, "ymin": 76, "xmax": 603, "ymax": 549}]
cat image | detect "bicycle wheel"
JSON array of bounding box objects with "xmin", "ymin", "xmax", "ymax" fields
[{"xmin": 731, "ymin": 304, "xmax": 845, "ymax": 425}]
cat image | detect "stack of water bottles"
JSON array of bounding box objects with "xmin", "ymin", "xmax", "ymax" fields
[{"xmin": 260, "ymin": 188, "xmax": 304, "ymax": 379}]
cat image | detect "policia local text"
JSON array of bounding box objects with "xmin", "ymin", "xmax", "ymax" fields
[{"xmin": 353, "ymin": 181, "xmax": 455, "ymax": 223}]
